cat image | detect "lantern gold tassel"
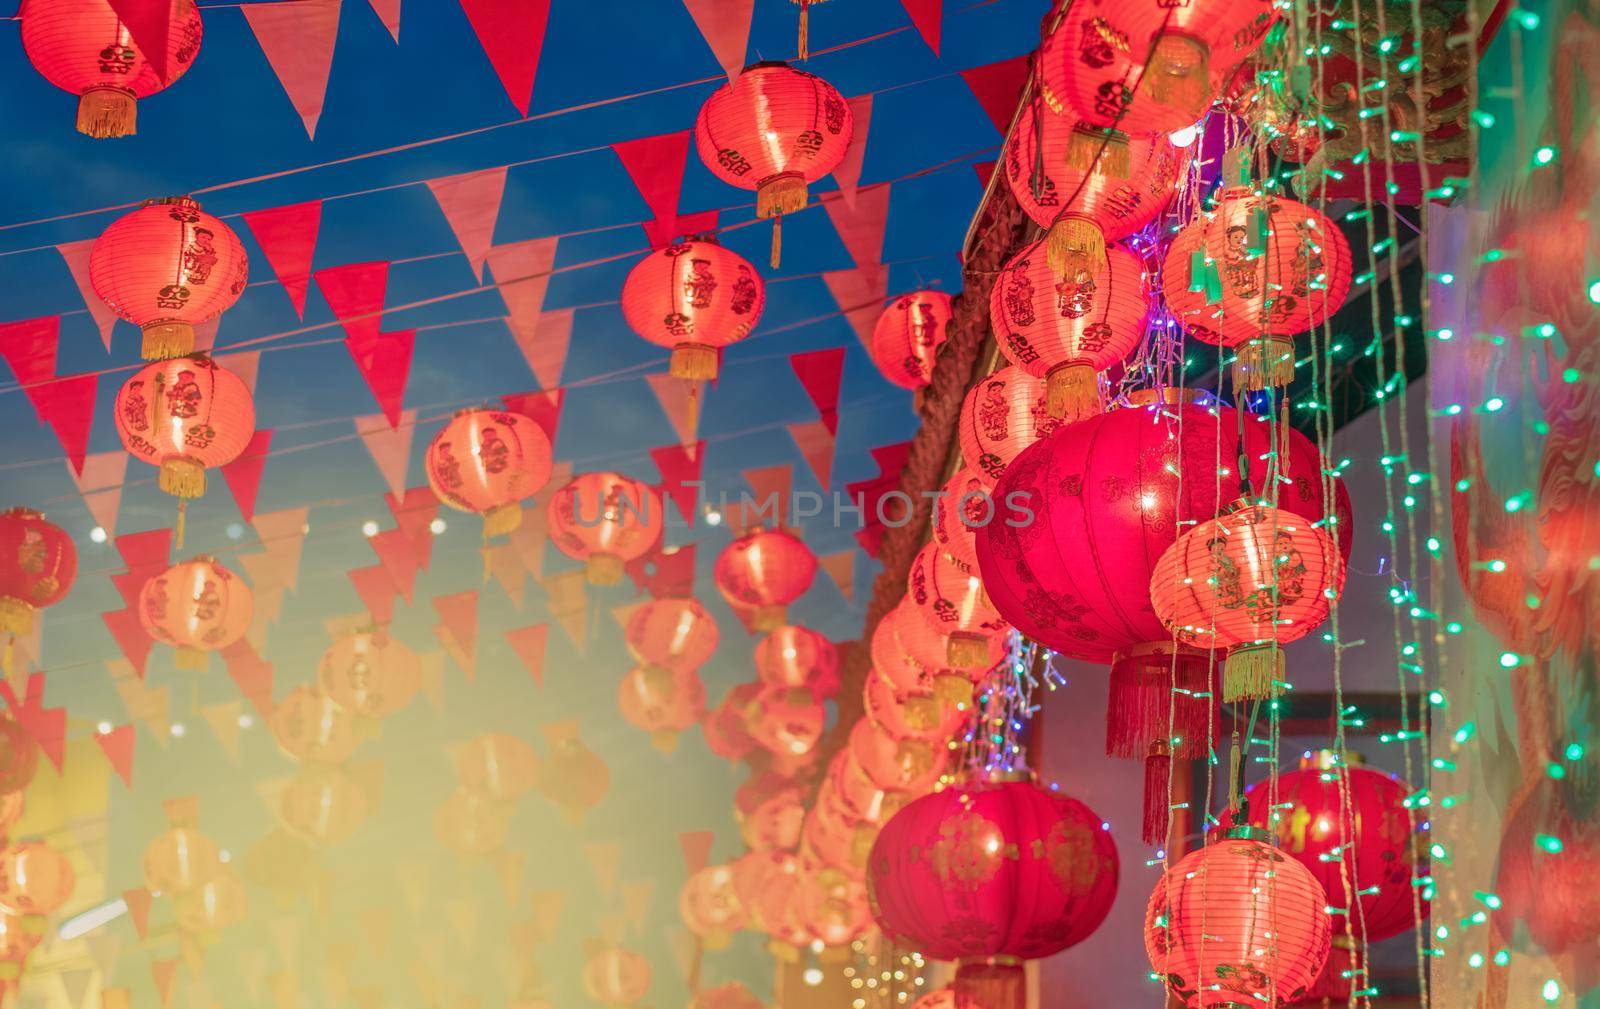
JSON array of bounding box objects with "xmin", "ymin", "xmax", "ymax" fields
[
  {"xmin": 752, "ymin": 605, "xmax": 786, "ymax": 633},
  {"xmin": 160, "ymin": 457, "xmax": 207, "ymax": 499},
  {"xmin": 797, "ymin": 0, "xmax": 810, "ymax": 60},
  {"xmin": 650, "ymin": 730, "xmax": 680, "ymax": 754},
  {"xmin": 0, "ymin": 599, "xmax": 33, "ymax": 639},
  {"xmin": 757, "ymin": 174, "xmax": 807, "ymax": 269},
  {"xmin": 1223, "ymin": 643, "xmax": 1283, "ymax": 701},
  {"xmin": 587, "ymin": 553, "xmax": 624, "ymax": 586},
  {"xmin": 1064, "ymin": 126, "xmax": 1131, "ymax": 178},
  {"xmin": 947, "ymin": 631, "xmax": 992, "ymax": 669},
  {"xmin": 955, "ymin": 959, "xmax": 1025, "ymax": 1009},
  {"xmin": 173, "ymin": 499, "xmax": 187, "ymax": 551},
  {"xmin": 141, "ymin": 322, "xmax": 195, "ymax": 361},
  {"xmin": 670, "ymin": 344, "xmax": 718, "ymax": 381},
  {"xmin": 931, "ymin": 673, "xmax": 974, "ymax": 711},
  {"xmin": 1232, "ymin": 335, "xmax": 1297, "ymax": 390},
  {"xmin": 1045, "ymin": 218, "xmax": 1107, "ymax": 279},
  {"xmin": 1045, "ymin": 361, "xmax": 1102, "ymax": 422},
  {"xmin": 483, "ymin": 502, "xmax": 522, "ymax": 538},
  {"xmin": 76, "ymin": 88, "xmax": 137, "ymax": 139},
  {"xmin": 1139, "ymin": 34, "xmax": 1213, "ymax": 122},
  {"xmin": 685, "ymin": 380, "xmax": 702, "ymax": 442},
  {"xmin": 173, "ymin": 646, "xmax": 208, "ymax": 672}
]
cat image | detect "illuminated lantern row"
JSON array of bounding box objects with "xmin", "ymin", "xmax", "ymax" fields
[
  {"xmin": 870, "ymin": 290, "xmax": 954, "ymax": 390},
  {"xmin": 862, "ymin": 666, "xmax": 964, "ymax": 746},
  {"xmin": 620, "ymin": 597, "xmax": 719, "ymax": 751},
  {"xmin": 91, "ymin": 198, "xmax": 248, "ymax": 360},
  {"xmin": 316, "ymin": 629, "xmax": 422, "ymax": 719},
  {"xmin": 848, "ymin": 719, "xmax": 946, "ymax": 794},
  {"xmin": 1145, "ymin": 827, "xmax": 1331, "ymax": 1008},
  {"xmin": 618, "ymin": 664, "xmax": 706, "ymax": 753},
  {"xmin": 906, "ymin": 541, "xmax": 1010, "ymax": 668},
  {"xmin": 753, "ymin": 623, "xmax": 838, "ymax": 698},
  {"xmin": 425, "ymin": 408, "xmax": 553, "ymax": 538},
  {"xmin": 702, "ymin": 682, "xmax": 762, "ymax": 764},
  {"xmin": 138, "ymin": 555, "xmax": 252, "ymax": 669},
  {"xmin": 871, "ymin": 601, "xmax": 1005, "ymax": 710},
  {"xmin": 0, "ymin": 509, "xmax": 76, "ymax": 666},
  {"xmin": 21, "ymin": 0, "xmax": 204, "ymax": 138},
  {"xmin": 548, "ymin": 472, "xmax": 663, "ymax": 585},
  {"xmin": 695, "ymin": 62, "xmax": 853, "ymax": 267},
  {"xmin": 747, "ymin": 684, "xmax": 825, "ymax": 759},
  {"xmin": 142, "ymin": 800, "xmax": 247, "ymax": 932},
  {"xmin": 713, "ymin": 527, "xmax": 816, "ymax": 631},
  {"xmin": 740, "ymin": 781, "xmax": 804, "ymax": 852},
  {"xmin": 622, "ymin": 238, "xmax": 765, "ymax": 380},
  {"xmin": 956, "ymin": 367, "xmax": 1058, "ymax": 483}
]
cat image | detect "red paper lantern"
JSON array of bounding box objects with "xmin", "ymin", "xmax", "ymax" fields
[
  {"xmin": 582, "ymin": 947, "xmax": 651, "ymax": 1007},
  {"xmin": 143, "ymin": 825, "xmax": 220, "ymax": 895},
  {"xmin": 0, "ymin": 842, "xmax": 75, "ymax": 917},
  {"xmin": 906, "ymin": 542, "xmax": 1009, "ymax": 668},
  {"xmin": 911, "ymin": 989, "xmax": 955, "ymax": 1009},
  {"xmin": 989, "ymin": 244, "xmax": 1150, "ymax": 420},
  {"xmin": 714, "ymin": 528, "xmax": 817, "ymax": 631},
  {"xmin": 930, "ymin": 468, "xmax": 993, "ymax": 574},
  {"xmin": 113, "ymin": 354, "xmax": 255, "ymax": 518},
  {"xmin": 754, "ymin": 624, "xmax": 839, "ymax": 698},
  {"xmin": 740, "ymin": 784, "xmax": 804, "ymax": 851},
  {"xmin": 871, "ymin": 290, "xmax": 954, "ymax": 390},
  {"xmin": 829, "ymin": 750, "xmax": 912, "ymax": 828},
  {"xmin": 618, "ymin": 664, "xmax": 705, "ymax": 752},
  {"xmin": 316, "ymin": 630, "xmax": 421, "ymax": 718},
  {"xmin": 138, "ymin": 556, "xmax": 252, "ymax": 670},
  {"xmin": 956, "ymin": 368, "xmax": 1060, "ymax": 484},
  {"xmin": 1150, "ymin": 500, "xmax": 1344, "ymax": 700},
  {"xmin": 1038, "ymin": 0, "xmax": 1277, "ymax": 137},
  {"xmin": 1162, "ymin": 190, "xmax": 1353, "ymax": 389},
  {"xmin": 625, "ymin": 597, "xmax": 719, "ymax": 673},
  {"xmin": 748, "ymin": 685, "xmax": 826, "ymax": 758},
  {"xmin": 0, "ymin": 509, "xmax": 77, "ymax": 652},
  {"xmin": 547, "ymin": 472, "xmax": 664, "ymax": 585},
  {"xmin": 679, "ymin": 863, "xmax": 748, "ymax": 947},
  {"xmin": 0, "ymin": 722, "xmax": 37, "ymax": 796},
  {"xmin": 434, "ymin": 786, "xmax": 507, "ymax": 856},
  {"xmin": 621, "ymin": 238, "xmax": 765, "ymax": 380},
  {"xmin": 863, "ymin": 667, "xmax": 965, "ymax": 744},
  {"xmin": 270, "ymin": 685, "xmax": 357, "ymax": 764},
  {"xmin": 91, "ymin": 199, "xmax": 248, "ymax": 359},
  {"xmin": 282, "ymin": 766, "xmax": 367, "ymax": 847},
  {"xmin": 848, "ymin": 719, "xmax": 947, "ymax": 794},
  {"xmin": 802, "ymin": 795, "xmax": 865, "ymax": 875},
  {"xmin": 1005, "ymin": 102, "xmax": 1188, "ymax": 278},
  {"xmin": 733, "ymin": 849, "xmax": 798, "ymax": 928},
  {"xmin": 455, "ymin": 732, "xmax": 539, "ymax": 801},
  {"xmin": 425, "ymin": 408, "xmax": 553, "ymax": 538},
  {"xmin": 870, "ymin": 602, "xmax": 1005, "ymax": 709},
  {"xmin": 694, "ymin": 62, "xmax": 854, "ymax": 267},
  {"xmin": 21, "ymin": 0, "xmax": 204, "ymax": 138},
  {"xmin": 867, "ymin": 776, "xmax": 1118, "ymax": 967},
  {"xmin": 703, "ymin": 683, "xmax": 762, "ymax": 764},
  {"xmin": 794, "ymin": 868, "xmax": 874, "ymax": 947},
  {"xmin": 535, "ymin": 726, "xmax": 610, "ymax": 823},
  {"xmin": 1145, "ymin": 828, "xmax": 1331, "ymax": 1008},
  {"xmin": 173, "ymin": 868, "xmax": 246, "ymax": 932}
]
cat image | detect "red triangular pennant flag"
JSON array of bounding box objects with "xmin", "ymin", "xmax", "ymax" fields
[
  {"xmin": 95, "ymin": 725, "xmax": 135, "ymax": 787},
  {"xmin": 316, "ymin": 261, "xmax": 390, "ymax": 346},
  {"xmin": 386, "ymin": 486, "xmax": 438, "ymax": 562},
  {"xmin": 33, "ymin": 373, "xmax": 98, "ymax": 476},
  {"xmin": 348, "ymin": 566, "xmax": 399, "ymax": 625},
  {"xmin": 241, "ymin": 0, "xmax": 343, "ymax": 138},
  {"xmin": 458, "ymin": 0, "xmax": 552, "ymax": 116},
  {"xmin": 681, "ymin": 0, "xmax": 753, "ymax": 82},
  {"xmin": 223, "ymin": 641, "xmax": 275, "ymax": 719},
  {"xmin": 974, "ymin": 160, "xmax": 998, "ymax": 191},
  {"xmin": 106, "ymin": 0, "xmax": 173, "ymax": 82},
  {"xmin": 612, "ymin": 131, "xmax": 698, "ymax": 248},
  {"xmin": 489, "ymin": 238, "xmax": 560, "ymax": 344},
  {"xmin": 366, "ymin": 0, "xmax": 401, "ymax": 41},
  {"xmin": 0, "ymin": 315, "xmax": 60, "ymax": 389},
  {"xmin": 122, "ymin": 887, "xmax": 152, "ymax": 938},
  {"xmin": 103, "ymin": 609, "xmax": 151, "ymax": 679},
  {"xmin": 502, "ymin": 389, "xmax": 564, "ymax": 449},
  {"xmin": 847, "ymin": 440, "xmax": 913, "ymax": 557},
  {"xmin": 150, "ymin": 957, "xmax": 178, "ymax": 1009},
  {"xmin": 789, "ymin": 347, "xmax": 845, "ymax": 434},
  {"xmin": 679, "ymin": 830, "xmax": 714, "ymax": 875},
  {"xmin": 832, "ymin": 95, "xmax": 873, "ymax": 208},
  {"xmin": 56, "ymin": 241, "xmax": 118, "ymax": 350},
  {"xmin": 504, "ymin": 306, "xmax": 571, "ymax": 390},
  {"xmin": 221, "ymin": 429, "xmax": 273, "ymax": 523},
  {"xmin": 648, "ymin": 442, "xmax": 704, "ymax": 526},
  {"xmin": 433, "ymin": 591, "xmax": 478, "ymax": 661},
  {"xmin": 742, "ymin": 465, "xmax": 792, "ymax": 527},
  {"xmin": 357, "ymin": 411, "xmax": 416, "ymax": 497},
  {"xmin": 68, "ymin": 451, "xmax": 127, "ymax": 537},
  {"xmin": 899, "ymin": 0, "xmax": 941, "ymax": 54},
  {"xmin": 505, "ymin": 624, "xmax": 548, "ymax": 687},
  {"xmin": 819, "ymin": 550, "xmax": 854, "ymax": 600},
  {"xmin": 0, "ymin": 674, "xmax": 66, "ymax": 771},
  {"xmin": 345, "ymin": 330, "xmax": 414, "ymax": 429},
  {"xmin": 369, "ymin": 530, "xmax": 421, "ymax": 604},
  {"xmin": 821, "ymin": 185, "xmax": 891, "ymax": 269},
  {"xmin": 822, "ymin": 262, "xmax": 889, "ymax": 353},
  {"xmin": 787, "ymin": 419, "xmax": 835, "ymax": 490},
  {"xmin": 960, "ymin": 55, "xmax": 1031, "ymax": 134},
  {"xmin": 242, "ymin": 201, "xmax": 323, "ymax": 319},
  {"xmin": 217, "ymin": 349, "xmax": 263, "ymax": 397},
  {"xmin": 626, "ymin": 542, "xmax": 697, "ymax": 599},
  {"xmin": 644, "ymin": 373, "xmax": 701, "ymax": 447},
  {"xmin": 427, "ymin": 167, "xmax": 509, "ymax": 282}
]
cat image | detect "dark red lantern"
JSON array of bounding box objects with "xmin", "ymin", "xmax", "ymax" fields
[
  {"xmin": 871, "ymin": 290, "xmax": 954, "ymax": 390},
  {"xmin": 694, "ymin": 62, "xmax": 854, "ymax": 267},
  {"xmin": 754, "ymin": 624, "xmax": 839, "ymax": 698},
  {"xmin": 0, "ymin": 509, "xmax": 76, "ymax": 657},
  {"xmin": 138, "ymin": 555, "xmax": 253, "ymax": 670},
  {"xmin": 621, "ymin": 238, "xmax": 765, "ymax": 380},
  {"xmin": 625, "ymin": 597, "xmax": 719, "ymax": 673},
  {"xmin": 618, "ymin": 665, "xmax": 705, "ymax": 753},
  {"xmin": 713, "ymin": 527, "xmax": 817, "ymax": 631},
  {"xmin": 957, "ymin": 367, "xmax": 1059, "ymax": 484},
  {"xmin": 21, "ymin": 0, "xmax": 203, "ymax": 138},
  {"xmin": 547, "ymin": 473, "xmax": 664, "ymax": 585},
  {"xmin": 426, "ymin": 408, "xmax": 553, "ymax": 538},
  {"xmin": 906, "ymin": 542, "xmax": 1010, "ymax": 668}
]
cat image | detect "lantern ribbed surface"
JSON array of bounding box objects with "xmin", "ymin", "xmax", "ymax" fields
[
  {"xmin": 113, "ymin": 354, "xmax": 255, "ymax": 499},
  {"xmin": 91, "ymin": 198, "xmax": 248, "ymax": 358},
  {"xmin": 867, "ymin": 776, "xmax": 1119, "ymax": 960},
  {"xmin": 0, "ymin": 509, "xmax": 77, "ymax": 638},
  {"xmin": 871, "ymin": 290, "xmax": 954, "ymax": 389},
  {"xmin": 871, "ymin": 601, "xmax": 1005, "ymax": 707},
  {"xmin": 679, "ymin": 863, "xmax": 748, "ymax": 945},
  {"xmin": 547, "ymin": 472, "xmax": 664, "ymax": 585},
  {"xmin": 620, "ymin": 238, "xmax": 765, "ymax": 380},
  {"xmin": 930, "ymin": 467, "xmax": 991, "ymax": 575},
  {"xmin": 270, "ymin": 685, "xmax": 357, "ymax": 765},
  {"xmin": 748, "ymin": 684, "xmax": 825, "ymax": 758},
  {"xmin": 863, "ymin": 667, "xmax": 964, "ymax": 744},
  {"xmin": 138, "ymin": 556, "xmax": 253, "ymax": 668},
  {"xmin": 625, "ymin": 597, "xmax": 720, "ymax": 672},
  {"xmin": 989, "ymin": 244, "xmax": 1150, "ymax": 420},
  {"xmin": 1038, "ymin": 0, "xmax": 1277, "ymax": 136},
  {"xmin": 581, "ymin": 947, "xmax": 651, "ymax": 1007},
  {"xmin": 957, "ymin": 367, "xmax": 1060, "ymax": 483},
  {"xmin": 906, "ymin": 542, "xmax": 1009, "ymax": 668},
  {"xmin": 425, "ymin": 408, "xmax": 553, "ymax": 537},
  {"xmin": 795, "ymin": 869, "xmax": 874, "ymax": 946},
  {"xmin": 21, "ymin": 0, "xmax": 203, "ymax": 137},
  {"xmin": 618, "ymin": 664, "xmax": 705, "ymax": 752},
  {"xmin": 1145, "ymin": 833, "xmax": 1331, "ymax": 1008},
  {"xmin": 754, "ymin": 623, "xmax": 839, "ymax": 697},
  {"xmin": 315, "ymin": 630, "xmax": 421, "ymax": 718},
  {"xmin": 713, "ymin": 527, "xmax": 817, "ymax": 630},
  {"xmin": 847, "ymin": 719, "xmax": 947, "ymax": 793}
]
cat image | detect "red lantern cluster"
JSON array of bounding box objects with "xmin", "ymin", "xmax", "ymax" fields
[
  {"xmin": 956, "ymin": 367, "xmax": 1059, "ymax": 483},
  {"xmin": 619, "ymin": 597, "xmax": 718, "ymax": 751},
  {"xmin": 906, "ymin": 542, "xmax": 1010, "ymax": 669},
  {"xmin": 621, "ymin": 237, "xmax": 766, "ymax": 380},
  {"xmin": 548, "ymin": 472, "xmax": 664, "ymax": 585},
  {"xmin": 141, "ymin": 801, "xmax": 247, "ymax": 933},
  {"xmin": 753, "ymin": 624, "xmax": 839, "ymax": 698},
  {"xmin": 0, "ymin": 509, "xmax": 77, "ymax": 652},
  {"xmin": 871, "ymin": 290, "xmax": 954, "ymax": 390},
  {"xmin": 425, "ymin": 408, "xmax": 553, "ymax": 538},
  {"xmin": 138, "ymin": 555, "xmax": 253, "ymax": 670}
]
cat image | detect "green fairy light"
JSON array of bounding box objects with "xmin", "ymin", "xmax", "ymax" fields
[
  {"xmin": 1589, "ymin": 279, "xmax": 1600, "ymax": 303},
  {"xmin": 1494, "ymin": 951, "xmax": 1511, "ymax": 967},
  {"xmin": 1473, "ymin": 109, "xmax": 1496, "ymax": 128},
  {"xmin": 1474, "ymin": 891, "xmax": 1502, "ymax": 909},
  {"xmin": 1429, "ymin": 690, "xmax": 1447, "ymax": 707},
  {"xmin": 1500, "ymin": 652, "xmax": 1523, "ymax": 668},
  {"xmin": 1515, "ymin": 8, "xmax": 1541, "ymax": 28},
  {"xmin": 1535, "ymin": 834, "xmax": 1564, "ymax": 854},
  {"xmin": 1548, "ymin": 762, "xmax": 1566, "ymax": 779},
  {"xmin": 1484, "ymin": 396, "xmax": 1505, "ymax": 412},
  {"xmin": 1533, "ymin": 145, "xmax": 1557, "ymax": 166},
  {"xmin": 1439, "ymin": 272, "xmax": 1455, "ymax": 284},
  {"xmin": 1468, "ymin": 954, "xmax": 1485, "ymax": 968},
  {"xmin": 1447, "ymin": 621, "xmax": 1464, "ymax": 634},
  {"xmin": 1565, "ymin": 742, "xmax": 1585, "ymax": 760},
  {"xmin": 1543, "ymin": 980, "xmax": 1560, "ymax": 1003},
  {"xmin": 1454, "ymin": 722, "xmax": 1477, "ymax": 743},
  {"xmin": 1563, "ymin": 367, "xmax": 1582, "ymax": 382}
]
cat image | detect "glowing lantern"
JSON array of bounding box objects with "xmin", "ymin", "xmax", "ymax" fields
[
  {"xmin": 174, "ymin": 868, "xmax": 246, "ymax": 932},
  {"xmin": 618, "ymin": 664, "xmax": 705, "ymax": 753},
  {"xmin": 621, "ymin": 238, "xmax": 765, "ymax": 379},
  {"xmin": 828, "ymin": 750, "xmax": 911, "ymax": 830},
  {"xmin": 143, "ymin": 826, "xmax": 219, "ymax": 896},
  {"xmin": 714, "ymin": 527, "xmax": 817, "ymax": 631},
  {"xmin": 581, "ymin": 946, "xmax": 651, "ymax": 1007},
  {"xmin": 91, "ymin": 199, "xmax": 248, "ymax": 359},
  {"xmin": 1150, "ymin": 500, "xmax": 1344, "ymax": 700},
  {"xmin": 753, "ymin": 624, "xmax": 839, "ymax": 698},
  {"xmin": 138, "ymin": 556, "xmax": 252, "ymax": 669},
  {"xmin": 748, "ymin": 685, "xmax": 825, "ymax": 758},
  {"xmin": 1005, "ymin": 102, "xmax": 1188, "ymax": 277},
  {"xmin": 0, "ymin": 842, "xmax": 76, "ymax": 917},
  {"xmin": 282, "ymin": 766, "xmax": 366, "ymax": 846},
  {"xmin": 0, "ymin": 722, "xmax": 38, "ymax": 795},
  {"xmin": 624, "ymin": 597, "xmax": 719, "ymax": 673},
  {"xmin": 863, "ymin": 667, "xmax": 963, "ymax": 745},
  {"xmin": 535, "ymin": 725, "xmax": 609, "ymax": 822},
  {"xmin": 870, "ymin": 602, "xmax": 1004, "ymax": 709},
  {"xmin": 794, "ymin": 868, "xmax": 874, "ymax": 947},
  {"xmin": 315, "ymin": 629, "xmax": 420, "ymax": 718},
  {"xmin": 703, "ymin": 683, "xmax": 762, "ymax": 764},
  {"xmin": 847, "ymin": 719, "xmax": 946, "ymax": 794},
  {"xmin": 695, "ymin": 62, "xmax": 853, "ymax": 266},
  {"xmin": 20, "ymin": 0, "xmax": 204, "ymax": 138},
  {"xmin": 455, "ymin": 732, "xmax": 539, "ymax": 801},
  {"xmin": 434, "ymin": 787, "xmax": 508, "ymax": 856},
  {"xmin": 989, "ymin": 244, "xmax": 1150, "ymax": 420},
  {"xmin": 425, "ymin": 408, "xmax": 553, "ymax": 538},
  {"xmin": 1145, "ymin": 827, "xmax": 1331, "ymax": 1008},
  {"xmin": 270, "ymin": 686, "xmax": 358, "ymax": 764},
  {"xmin": 956, "ymin": 368, "xmax": 1059, "ymax": 484},
  {"xmin": 548, "ymin": 473, "xmax": 664, "ymax": 585},
  {"xmin": 0, "ymin": 509, "xmax": 76, "ymax": 663},
  {"xmin": 930, "ymin": 468, "xmax": 994, "ymax": 574},
  {"xmin": 871, "ymin": 290, "xmax": 954, "ymax": 389},
  {"xmin": 906, "ymin": 542, "xmax": 1009, "ymax": 668},
  {"xmin": 740, "ymin": 786, "xmax": 805, "ymax": 851},
  {"xmin": 679, "ymin": 863, "xmax": 748, "ymax": 947},
  {"xmin": 733, "ymin": 849, "xmax": 797, "ymax": 927}
]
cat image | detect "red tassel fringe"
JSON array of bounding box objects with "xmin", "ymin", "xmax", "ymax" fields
[
  {"xmin": 1105, "ymin": 644, "xmax": 1218, "ymax": 760},
  {"xmin": 1142, "ymin": 749, "xmax": 1172, "ymax": 846}
]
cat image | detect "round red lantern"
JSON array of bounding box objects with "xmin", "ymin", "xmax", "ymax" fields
[
  {"xmin": 581, "ymin": 946, "xmax": 651, "ymax": 1006},
  {"xmin": 622, "ymin": 238, "xmax": 765, "ymax": 379},
  {"xmin": 0, "ymin": 842, "xmax": 76, "ymax": 917},
  {"xmin": 282, "ymin": 766, "xmax": 367, "ymax": 847},
  {"xmin": 679, "ymin": 862, "xmax": 748, "ymax": 947},
  {"xmin": 316, "ymin": 629, "xmax": 421, "ymax": 718},
  {"xmin": 455, "ymin": 732, "xmax": 539, "ymax": 801},
  {"xmin": 624, "ymin": 597, "xmax": 719, "ymax": 673},
  {"xmin": 733, "ymin": 848, "xmax": 797, "ymax": 928},
  {"xmin": 91, "ymin": 199, "xmax": 248, "ymax": 359},
  {"xmin": 740, "ymin": 783, "xmax": 804, "ymax": 851},
  {"xmin": 870, "ymin": 602, "xmax": 1005, "ymax": 709},
  {"xmin": 535, "ymin": 726, "xmax": 609, "ymax": 823},
  {"xmin": 957, "ymin": 368, "xmax": 1060, "ymax": 484},
  {"xmin": 863, "ymin": 667, "xmax": 965, "ymax": 744},
  {"xmin": 425, "ymin": 408, "xmax": 553, "ymax": 538},
  {"xmin": 747, "ymin": 684, "xmax": 826, "ymax": 758},
  {"xmin": 143, "ymin": 826, "xmax": 219, "ymax": 895},
  {"xmin": 829, "ymin": 750, "xmax": 912, "ymax": 828},
  {"xmin": 930, "ymin": 468, "xmax": 994, "ymax": 574},
  {"xmin": 0, "ymin": 509, "xmax": 77, "ymax": 655},
  {"xmin": 270, "ymin": 685, "xmax": 357, "ymax": 764},
  {"xmin": 1145, "ymin": 827, "xmax": 1331, "ymax": 1008},
  {"xmin": 0, "ymin": 722, "xmax": 38, "ymax": 796},
  {"xmin": 871, "ymin": 290, "xmax": 954, "ymax": 390},
  {"xmin": 618, "ymin": 664, "xmax": 705, "ymax": 753},
  {"xmin": 1038, "ymin": 0, "xmax": 1277, "ymax": 138},
  {"xmin": 906, "ymin": 542, "xmax": 1009, "ymax": 668},
  {"xmin": 138, "ymin": 555, "xmax": 252, "ymax": 669},
  {"xmin": 21, "ymin": 0, "xmax": 204, "ymax": 138},
  {"xmin": 434, "ymin": 787, "xmax": 507, "ymax": 856},
  {"xmin": 174, "ymin": 868, "xmax": 246, "ymax": 932},
  {"xmin": 989, "ymin": 244, "xmax": 1150, "ymax": 420},
  {"xmin": 794, "ymin": 868, "xmax": 874, "ymax": 947},
  {"xmin": 1005, "ymin": 102, "xmax": 1188, "ymax": 278},
  {"xmin": 804, "ymin": 792, "xmax": 869, "ymax": 874},
  {"xmin": 113, "ymin": 354, "xmax": 254, "ymax": 518},
  {"xmin": 848, "ymin": 719, "xmax": 947, "ymax": 794},
  {"xmin": 714, "ymin": 527, "xmax": 817, "ymax": 631},
  {"xmin": 911, "ymin": 989, "xmax": 955, "ymax": 1009},
  {"xmin": 547, "ymin": 472, "xmax": 664, "ymax": 585},
  {"xmin": 1150, "ymin": 500, "xmax": 1344, "ymax": 700},
  {"xmin": 703, "ymin": 682, "xmax": 762, "ymax": 764},
  {"xmin": 694, "ymin": 62, "xmax": 854, "ymax": 267},
  {"xmin": 754, "ymin": 624, "xmax": 839, "ymax": 698}
]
